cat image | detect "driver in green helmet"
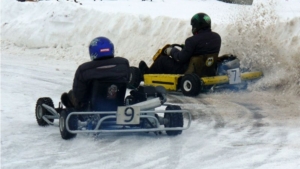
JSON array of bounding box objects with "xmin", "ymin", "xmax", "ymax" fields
[{"xmin": 139, "ymin": 13, "xmax": 221, "ymax": 78}]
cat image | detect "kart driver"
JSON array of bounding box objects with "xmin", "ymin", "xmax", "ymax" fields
[
  {"xmin": 61, "ymin": 37, "xmax": 130, "ymax": 110},
  {"xmin": 139, "ymin": 13, "xmax": 222, "ymax": 77}
]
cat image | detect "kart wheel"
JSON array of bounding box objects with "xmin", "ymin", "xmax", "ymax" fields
[
  {"xmin": 59, "ymin": 109, "xmax": 78, "ymax": 140},
  {"xmin": 127, "ymin": 66, "xmax": 142, "ymax": 89},
  {"xmin": 180, "ymin": 73, "xmax": 202, "ymax": 96},
  {"xmin": 164, "ymin": 105, "xmax": 183, "ymax": 136},
  {"xmin": 35, "ymin": 97, "xmax": 54, "ymax": 126}
]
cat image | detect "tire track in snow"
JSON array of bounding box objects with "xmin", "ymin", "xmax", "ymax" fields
[
  {"xmin": 167, "ymin": 94, "xmax": 226, "ymax": 129},
  {"xmin": 167, "ymin": 92, "xmax": 290, "ymax": 167}
]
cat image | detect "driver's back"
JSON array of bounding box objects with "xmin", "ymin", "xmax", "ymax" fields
[
  {"xmin": 73, "ymin": 57, "xmax": 130, "ymax": 107},
  {"xmin": 89, "ymin": 81, "xmax": 127, "ymax": 111},
  {"xmin": 184, "ymin": 53, "xmax": 218, "ymax": 77}
]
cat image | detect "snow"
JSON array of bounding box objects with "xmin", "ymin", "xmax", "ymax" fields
[{"xmin": 1, "ymin": 0, "xmax": 300, "ymax": 168}]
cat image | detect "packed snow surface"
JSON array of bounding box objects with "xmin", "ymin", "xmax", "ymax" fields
[{"xmin": 1, "ymin": 0, "xmax": 300, "ymax": 169}]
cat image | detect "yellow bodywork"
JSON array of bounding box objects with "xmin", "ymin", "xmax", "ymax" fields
[
  {"xmin": 144, "ymin": 71, "xmax": 263, "ymax": 91},
  {"xmin": 152, "ymin": 44, "xmax": 171, "ymax": 61},
  {"xmin": 201, "ymin": 71, "xmax": 263, "ymax": 85},
  {"xmin": 144, "ymin": 74, "xmax": 181, "ymax": 90},
  {"xmin": 152, "ymin": 48, "xmax": 163, "ymax": 61}
]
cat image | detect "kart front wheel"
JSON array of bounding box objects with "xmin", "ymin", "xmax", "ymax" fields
[
  {"xmin": 164, "ymin": 105, "xmax": 183, "ymax": 136},
  {"xmin": 180, "ymin": 73, "xmax": 202, "ymax": 96},
  {"xmin": 59, "ymin": 109, "xmax": 78, "ymax": 140},
  {"xmin": 35, "ymin": 97, "xmax": 54, "ymax": 126}
]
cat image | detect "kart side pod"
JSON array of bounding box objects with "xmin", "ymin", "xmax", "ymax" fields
[{"xmin": 143, "ymin": 71, "xmax": 263, "ymax": 96}]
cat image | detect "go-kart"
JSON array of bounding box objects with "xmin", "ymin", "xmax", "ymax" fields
[
  {"xmin": 35, "ymin": 81, "xmax": 192, "ymax": 140},
  {"xmin": 128, "ymin": 44, "xmax": 263, "ymax": 96}
]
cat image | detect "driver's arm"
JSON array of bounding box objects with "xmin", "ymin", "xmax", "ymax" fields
[
  {"xmin": 72, "ymin": 67, "xmax": 88, "ymax": 104},
  {"xmin": 170, "ymin": 38, "xmax": 195, "ymax": 64}
]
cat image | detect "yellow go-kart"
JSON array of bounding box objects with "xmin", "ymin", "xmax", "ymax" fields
[{"xmin": 128, "ymin": 44, "xmax": 263, "ymax": 96}]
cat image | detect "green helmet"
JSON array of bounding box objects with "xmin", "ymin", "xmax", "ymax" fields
[{"xmin": 191, "ymin": 13, "xmax": 211, "ymax": 35}]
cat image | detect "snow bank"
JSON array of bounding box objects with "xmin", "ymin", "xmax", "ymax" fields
[{"xmin": 1, "ymin": 0, "xmax": 300, "ymax": 95}]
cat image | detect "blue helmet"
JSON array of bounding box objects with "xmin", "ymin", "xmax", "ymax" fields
[{"xmin": 89, "ymin": 37, "xmax": 114, "ymax": 60}]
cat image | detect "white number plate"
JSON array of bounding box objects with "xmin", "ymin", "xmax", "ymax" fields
[
  {"xmin": 227, "ymin": 68, "xmax": 241, "ymax": 84},
  {"xmin": 116, "ymin": 106, "xmax": 140, "ymax": 125}
]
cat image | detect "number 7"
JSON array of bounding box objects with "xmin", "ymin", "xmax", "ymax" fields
[{"xmin": 232, "ymin": 70, "xmax": 237, "ymax": 81}]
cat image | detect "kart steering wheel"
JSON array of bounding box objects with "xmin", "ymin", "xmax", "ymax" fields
[
  {"xmin": 152, "ymin": 44, "xmax": 184, "ymax": 62},
  {"xmin": 161, "ymin": 44, "xmax": 183, "ymax": 52}
]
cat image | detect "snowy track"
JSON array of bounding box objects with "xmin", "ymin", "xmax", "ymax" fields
[
  {"xmin": 2, "ymin": 0, "xmax": 300, "ymax": 167},
  {"xmin": 1, "ymin": 53, "xmax": 300, "ymax": 169}
]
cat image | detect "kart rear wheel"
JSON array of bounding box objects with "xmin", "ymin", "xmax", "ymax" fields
[
  {"xmin": 59, "ymin": 109, "xmax": 78, "ymax": 140},
  {"xmin": 164, "ymin": 105, "xmax": 183, "ymax": 136},
  {"xmin": 35, "ymin": 97, "xmax": 54, "ymax": 126},
  {"xmin": 180, "ymin": 73, "xmax": 202, "ymax": 96},
  {"xmin": 127, "ymin": 66, "xmax": 142, "ymax": 89}
]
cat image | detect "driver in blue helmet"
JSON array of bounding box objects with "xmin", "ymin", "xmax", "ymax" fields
[
  {"xmin": 61, "ymin": 37, "xmax": 130, "ymax": 110},
  {"xmin": 139, "ymin": 13, "xmax": 221, "ymax": 77}
]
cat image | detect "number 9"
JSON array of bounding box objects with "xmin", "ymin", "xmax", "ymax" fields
[{"xmin": 124, "ymin": 107, "xmax": 135, "ymax": 122}]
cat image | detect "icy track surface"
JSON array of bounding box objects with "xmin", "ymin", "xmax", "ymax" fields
[{"xmin": 1, "ymin": 54, "xmax": 300, "ymax": 169}]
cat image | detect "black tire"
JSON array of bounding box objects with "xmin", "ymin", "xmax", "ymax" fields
[
  {"xmin": 164, "ymin": 105, "xmax": 183, "ymax": 136},
  {"xmin": 35, "ymin": 97, "xmax": 54, "ymax": 126},
  {"xmin": 59, "ymin": 109, "xmax": 78, "ymax": 140},
  {"xmin": 180, "ymin": 73, "xmax": 202, "ymax": 96},
  {"xmin": 127, "ymin": 66, "xmax": 142, "ymax": 89}
]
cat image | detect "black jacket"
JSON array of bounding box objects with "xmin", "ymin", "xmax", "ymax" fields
[
  {"xmin": 171, "ymin": 29, "xmax": 221, "ymax": 64},
  {"xmin": 72, "ymin": 57, "xmax": 130, "ymax": 104}
]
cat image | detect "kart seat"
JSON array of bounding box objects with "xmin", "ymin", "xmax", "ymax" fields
[
  {"xmin": 89, "ymin": 80, "xmax": 127, "ymax": 111},
  {"xmin": 184, "ymin": 53, "xmax": 219, "ymax": 77}
]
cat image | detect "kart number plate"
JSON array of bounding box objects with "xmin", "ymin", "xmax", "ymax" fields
[
  {"xmin": 117, "ymin": 106, "xmax": 140, "ymax": 125},
  {"xmin": 227, "ymin": 68, "xmax": 241, "ymax": 84}
]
